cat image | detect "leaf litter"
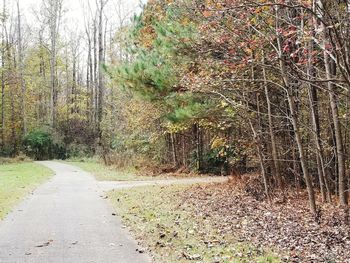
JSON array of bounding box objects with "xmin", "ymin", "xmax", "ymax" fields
[
  {"xmin": 180, "ymin": 178, "xmax": 350, "ymax": 262},
  {"xmin": 109, "ymin": 176, "xmax": 350, "ymax": 262}
]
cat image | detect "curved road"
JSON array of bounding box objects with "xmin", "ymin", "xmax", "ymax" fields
[{"xmin": 0, "ymin": 161, "xmax": 151, "ymax": 263}]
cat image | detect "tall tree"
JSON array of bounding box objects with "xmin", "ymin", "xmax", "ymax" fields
[
  {"xmin": 16, "ymin": 0, "xmax": 26, "ymax": 135},
  {"xmin": 0, "ymin": 0, "xmax": 6, "ymax": 149},
  {"xmin": 97, "ymin": 0, "xmax": 108, "ymax": 133},
  {"xmin": 43, "ymin": 0, "xmax": 63, "ymax": 128}
]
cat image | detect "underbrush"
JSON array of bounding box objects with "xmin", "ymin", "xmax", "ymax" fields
[
  {"xmin": 64, "ymin": 156, "xmax": 98, "ymax": 163},
  {"xmin": 0, "ymin": 153, "xmax": 32, "ymax": 165},
  {"xmin": 66, "ymin": 158, "xmax": 204, "ymax": 181},
  {"xmin": 64, "ymin": 160, "xmax": 150, "ymax": 181}
]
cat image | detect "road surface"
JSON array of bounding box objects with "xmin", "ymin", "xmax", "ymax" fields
[
  {"xmin": 0, "ymin": 161, "xmax": 227, "ymax": 263},
  {"xmin": 0, "ymin": 161, "xmax": 151, "ymax": 263}
]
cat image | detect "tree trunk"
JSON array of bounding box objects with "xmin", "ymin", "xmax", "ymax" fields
[
  {"xmin": 93, "ymin": 21, "xmax": 98, "ymax": 129},
  {"xmin": 170, "ymin": 133, "xmax": 178, "ymax": 167},
  {"xmin": 306, "ymin": 25, "xmax": 331, "ymax": 202},
  {"xmin": 276, "ymin": 6, "xmax": 317, "ymax": 214},
  {"xmin": 263, "ymin": 58, "xmax": 282, "ymax": 190},
  {"xmin": 249, "ymin": 119, "xmax": 270, "ymax": 201},
  {"xmin": 47, "ymin": 0, "xmax": 62, "ymax": 128},
  {"xmin": 97, "ymin": 0, "xmax": 106, "ymax": 133},
  {"xmin": 318, "ymin": 0, "xmax": 348, "ymax": 206},
  {"xmin": 308, "ymin": 84, "xmax": 331, "ymax": 202},
  {"xmin": 1, "ymin": 0, "xmax": 5, "ymax": 149},
  {"xmin": 16, "ymin": 0, "xmax": 26, "ymax": 135}
]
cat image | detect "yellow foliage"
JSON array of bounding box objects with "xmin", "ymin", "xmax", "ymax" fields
[{"xmin": 211, "ymin": 137, "xmax": 227, "ymax": 149}]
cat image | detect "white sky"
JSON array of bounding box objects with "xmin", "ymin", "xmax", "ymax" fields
[
  {"xmin": 13, "ymin": 0, "xmax": 146, "ymax": 36},
  {"xmin": 3, "ymin": 0, "xmax": 147, "ymax": 70}
]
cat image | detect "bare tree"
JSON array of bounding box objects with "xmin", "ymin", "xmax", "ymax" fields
[
  {"xmin": 1, "ymin": 0, "xmax": 6, "ymax": 148},
  {"xmin": 16, "ymin": 0, "xmax": 26, "ymax": 135},
  {"xmin": 96, "ymin": 0, "xmax": 109, "ymax": 133},
  {"xmin": 42, "ymin": 0, "xmax": 63, "ymax": 128}
]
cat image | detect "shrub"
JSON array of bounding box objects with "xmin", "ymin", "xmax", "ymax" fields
[
  {"xmin": 0, "ymin": 144, "xmax": 15, "ymax": 157},
  {"xmin": 66, "ymin": 142, "xmax": 94, "ymax": 159},
  {"xmin": 194, "ymin": 137, "xmax": 241, "ymax": 175},
  {"xmin": 23, "ymin": 130, "xmax": 53, "ymax": 160},
  {"xmin": 0, "ymin": 152, "xmax": 32, "ymax": 164},
  {"xmin": 23, "ymin": 128, "xmax": 69, "ymax": 160}
]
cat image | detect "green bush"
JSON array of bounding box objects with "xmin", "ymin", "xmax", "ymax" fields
[
  {"xmin": 23, "ymin": 130, "xmax": 52, "ymax": 160},
  {"xmin": 202, "ymin": 146, "xmax": 233, "ymax": 175},
  {"xmin": 23, "ymin": 130, "xmax": 65, "ymax": 160},
  {"xmin": 0, "ymin": 144, "xmax": 16, "ymax": 157},
  {"xmin": 191, "ymin": 141, "xmax": 238, "ymax": 175}
]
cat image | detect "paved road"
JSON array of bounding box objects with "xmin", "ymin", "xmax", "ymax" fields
[{"xmin": 0, "ymin": 161, "xmax": 151, "ymax": 263}]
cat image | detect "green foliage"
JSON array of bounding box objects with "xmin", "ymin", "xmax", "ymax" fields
[
  {"xmin": 115, "ymin": 49, "xmax": 178, "ymax": 100},
  {"xmin": 112, "ymin": 2, "xmax": 196, "ymax": 104},
  {"xmin": 0, "ymin": 145, "xmax": 16, "ymax": 157},
  {"xmin": 201, "ymin": 145, "xmax": 235, "ymax": 174},
  {"xmin": 105, "ymin": 0, "xmax": 242, "ymax": 172},
  {"xmin": 23, "ymin": 130, "xmax": 53, "ymax": 160},
  {"xmin": 165, "ymin": 94, "xmax": 215, "ymax": 124},
  {"xmin": 23, "ymin": 130, "xmax": 66, "ymax": 160}
]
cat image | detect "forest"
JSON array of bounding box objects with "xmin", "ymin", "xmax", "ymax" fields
[{"xmin": 1, "ymin": 0, "xmax": 350, "ymax": 218}]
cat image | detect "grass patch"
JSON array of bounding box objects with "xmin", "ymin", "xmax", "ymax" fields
[
  {"xmin": 108, "ymin": 185, "xmax": 280, "ymax": 263},
  {"xmin": 65, "ymin": 160, "xmax": 151, "ymax": 181},
  {"xmin": 0, "ymin": 162, "xmax": 53, "ymax": 219}
]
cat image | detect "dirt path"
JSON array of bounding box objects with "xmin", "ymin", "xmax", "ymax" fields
[{"xmin": 0, "ymin": 161, "xmax": 151, "ymax": 263}]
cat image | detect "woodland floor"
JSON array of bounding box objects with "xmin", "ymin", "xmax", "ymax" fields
[{"xmin": 108, "ymin": 175, "xmax": 350, "ymax": 263}]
